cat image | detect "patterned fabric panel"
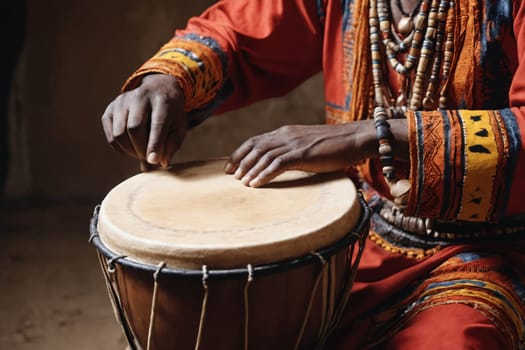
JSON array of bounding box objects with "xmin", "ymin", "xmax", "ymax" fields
[
  {"xmin": 406, "ymin": 109, "xmax": 523, "ymax": 222},
  {"xmin": 122, "ymin": 34, "xmax": 230, "ymax": 127},
  {"xmin": 366, "ymin": 252, "xmax": 525, "ymax": 350}
]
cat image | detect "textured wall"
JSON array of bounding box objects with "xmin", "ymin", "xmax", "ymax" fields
[{"xmin": 5, "ymin": 0, "xmax": 324, "ymax": 199}]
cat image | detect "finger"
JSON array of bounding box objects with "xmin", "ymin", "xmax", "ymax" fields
[
  {"xmin": 101, "ymin": 105, "xmax": 114, "ymax": 143},
  {"xmin": 101, "ymin": 111, "xmax": 123, "ymax": 153},
  {"xmin": 233, "ymin": 144, "xmax": 269, "ymax": 180},
  {"xmin": 161, "ymin": 125, "xmax": 186, "ymax": 168},
  {"xmin": 228, "ymin": 135, "xmax": 278, "ymax": 179},
  {"xmin": 102, "ymin": 106, "xmax": 127, "ymax": 155},
  {"xmin": 248, "ymin": 153, "xmax": 298, "ymax": 188},
  {"xmin": 224, "ymin": 138, "xmax": 257, "ymax": 174},
  {"xmin": 239, "ymin": 147, "xmax": 288, "ymax": 186},
  {"xmin": 112, "ymin": 109, "xmax": 137, "ymax": 158},
  {"xmin": 127, "ymin": 100, "xmax": 150, "ymax": 160},
  {"xmin": 140, "ymin": 160, "xmax": 158, "ymax": 172},
  {"xmin": 146, "ymin": 98, "xmax": 170, "ymax": 165}
]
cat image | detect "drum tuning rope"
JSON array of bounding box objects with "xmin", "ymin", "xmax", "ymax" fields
[
  {"xmin": 96, "ymin": 253, "xmax": 138, "ymax": 350},
  {"xmin": 107, "ymin": 255, "xmax": 127, "ymax": 274},
  {"xmin": 195, "ymin": 265, "xmax": 209, "ymax": 350},
  {"xmin": 146, "ymin": 261, "xmax": 166, "ymax": 350},
  {"xmin": 88, "ymin": 205, "xmax": 101, "ymax": 243},
  {"xmin": 294, "ymin": 252, "xmax": 328, "ymax": 350},
  {"xmin": 243, "ymin": 264, "xmax": 254, "ymax": 350},
  {"xmin": 316, "ymin": 231, "xmax": 370, "ymax": 349},
  {"xmin": 323, "ymin": 255, "xmax": 339, "ymax": 338},
  {"xmin": 315, "ymin": 193, "xmax": 371, "ymax": 349}
]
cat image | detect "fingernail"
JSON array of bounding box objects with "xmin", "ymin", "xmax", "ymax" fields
[
  {"xmin": 147, "ymin": 152, "xmax": 160, "ymax": 164},
  {"xmin": 249, "ymin": 178, "xmax": 260, "ymax": 187},
  {"xmin": 241, "ymin": 175, "xmax": 252, "ymax": 186},
  {"xmin": 224, "ymin": 162, "xmax": 234, "ymax": 173},
  {"xmin": 234, "ymin": 167, "xmax": 243, "ymax": 179}
]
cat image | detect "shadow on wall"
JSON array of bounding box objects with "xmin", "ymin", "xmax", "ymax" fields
[{"xmin": 4, "ymin": 0, "xmax": 324, "ymax": 201}]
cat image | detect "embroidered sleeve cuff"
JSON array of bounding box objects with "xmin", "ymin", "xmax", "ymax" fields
[
  {"xmin": 122, "ymin": 35, "xmax": 228, "ymax": 118},
  {"xmin": 406, "ymin": 109, "xmax": 522, "ymax": 222}
]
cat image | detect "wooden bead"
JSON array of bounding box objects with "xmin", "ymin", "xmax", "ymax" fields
[
  {"xmin": 397, "ymin": 16, "xmax": 414, "ymax": 35},
  {"xmin": 382, "ymin": 166, "xmax": 395, "ymax": 174},
  {"xmin": 380, "ymin": 154, "xmax": 394, "ymax": 166},
  {"xmin": 379, "ymin": 143, "xmax": 392, "ymax": 155},
  {"xmin": 390, "ymin": 179, "xmax": 411, "ymax": 205},
  {"xmin": 368, "ymin": 0, "xmax": 456, "ymax": 194},
  {"xmin": 423, "ymin": 95, "xmax": 435, "ymax": 109}
]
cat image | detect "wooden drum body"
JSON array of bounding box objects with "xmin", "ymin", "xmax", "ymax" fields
[{"xmin": 89, "ymin": 160, "xmax": 370, "ymax": 350}]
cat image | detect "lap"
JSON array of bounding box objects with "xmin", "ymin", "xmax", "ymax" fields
[
  {"xmin": 326, "ymin": 243, "xmax": 525, "ymax": 350},
  {"xmin": 377, "ymin": 303, "xmax": 510, "ymax": 350}
]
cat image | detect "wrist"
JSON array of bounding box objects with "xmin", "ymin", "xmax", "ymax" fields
[
  {"xmin": 372, "ymin": 107, "xmax": 411, "ymax": 206},
  {"xmin": 344, "ymin": 119, "xmax": 382, "ymax": 160},
  {"xmin": 387, "ymin": 118, "xmax": 409, "ymax": 161},
  {"xmin": 122, "ymin": 37, "xmax": 226, "ymax": 112}
]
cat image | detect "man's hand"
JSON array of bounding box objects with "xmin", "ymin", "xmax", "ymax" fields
[
  {"xmin": 101, "ymin": 74, "xmax": 188, "ymax": 167},
  {"xmin": 224, "ymin": 121, "xmax": 381, "ymax": 187}
]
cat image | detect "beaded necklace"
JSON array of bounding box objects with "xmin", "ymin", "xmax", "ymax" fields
[{"xmin": 369, "ymin": 0, "xmax": 456, "ymax": 205}]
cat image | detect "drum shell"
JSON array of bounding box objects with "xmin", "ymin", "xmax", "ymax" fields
[{"xmin": 99, "ymin": 248, "xmax": 350, "ymax": 350}]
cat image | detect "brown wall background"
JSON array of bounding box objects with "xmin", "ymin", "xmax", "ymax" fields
[{"xmin": 5, "ymin": 0, "xmax": 324, "ymax": 200}]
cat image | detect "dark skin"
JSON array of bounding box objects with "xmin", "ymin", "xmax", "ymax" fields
[
  {"xmin": 101, "ymin": 0, "xmax": 418, "ymax": 185},
  {"xmin": 102, "ymin": 74, "xmax": 408, "ymax": 186}
]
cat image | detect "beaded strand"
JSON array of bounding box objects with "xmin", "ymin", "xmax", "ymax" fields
[
  {"xmin": 409, "ymin": 0, "xmax": 441, "ymax": 109},
  {"xmin": 422, "ymin": 0, "xmax": 449, "ymax": 108},
  {"xmin": 369, "ymin": 0, "xmax": 456, "ymax": 206},
  {"xmin": 439, "ymin": 0, "xmax": 456, "ymax": 108},
  {"xmin": 373, "ymin": 107, "xmax": 411, "ymax": 206}
]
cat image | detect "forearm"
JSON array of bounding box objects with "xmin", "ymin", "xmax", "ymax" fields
[
  {"xmin": 386, "ymin": 118, "xmax": 409, "ymax": 161},
  {"xmin": 338, "ymin": 118, "xmax": 409, "ymax": 161}
]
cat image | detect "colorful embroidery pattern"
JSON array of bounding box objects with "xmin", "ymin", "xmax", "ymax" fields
[
  {"xmin": 122, "ymin": 35, "xmax": 228, "ymax": 124},
  {"xmin": 407, "ymin": 109, "xmax": 520, "ymax": 222},
  {"xmin": 368, "ymin": 230, "xmax": 442, "ymax": 260},
  {"xmin": 368, "ymin": 253, "xmax": 525, "ymax": 350},
  {"xmin": 325, "ymin": 0, "xmax": 371, "ymax": 125}
]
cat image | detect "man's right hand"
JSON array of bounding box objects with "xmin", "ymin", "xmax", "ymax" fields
[{"xmin": 101, "ymin": 73, "xmax": 188, "ymax": 168}]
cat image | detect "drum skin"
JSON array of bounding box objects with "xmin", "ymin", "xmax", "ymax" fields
[{"xmin": 94, "ymin": 159, "xmax": 362, "ymax": 350}]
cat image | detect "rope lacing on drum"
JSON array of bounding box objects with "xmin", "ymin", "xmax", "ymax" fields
[
  {"xmin": 88, "ymin": 205, "xmax": 101, "ymax": 243},
  {"xmin": 146, "ymin": 261, "xmax": 166, "ymax": 350},
  {"xmin": 315, "ymin": 228, "xmax": 370, "ymax": 349},
  {"xmin": 88, "ymin": 233, "xmax": 99, "ymax": 243},
  {"xmin": 96, "ymin": 253, "xmax": 137, "ymax": 350},
  {"xmin": 107, "ymin": 255, "xmax": 127, "ymax": 274},
  {"xmin": 195, "ymin": 265, "xmax": 209, "ymax": 350},
  {"xmin": 294, "ymin": 251, "xmax": 328, "ymax": 350},
  {"xmin": 244, "ymin": 264, "xmax": 254, "ymax": 350}
]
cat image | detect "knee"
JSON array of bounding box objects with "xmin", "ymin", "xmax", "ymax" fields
[{"xmin": 379, "ymin": 304, "xmax": 513, "ymax": 350}]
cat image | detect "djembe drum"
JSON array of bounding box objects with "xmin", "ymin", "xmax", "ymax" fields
[{"xmin": 89, "ymin": 159, "xmax": 370, "ymax": 350}]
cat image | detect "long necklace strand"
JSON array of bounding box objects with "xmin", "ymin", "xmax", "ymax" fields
[
  {"xmin": 422, "ymin": 0, "xmax": 450, "ymax": 108},
  {"xmin": 370, "ymin": 0, "xmax": 455, "ymax": 112},
  {"xmin": 369, "ymin": 0, "xmax": 456, "ymax": 205},
  {"xmin": 409, "ymin": 0, "xmax": 442, "ymax": 109},
  {"xmin": 439, "ymin": 0, "xmax": 456, "ymax": 108}
]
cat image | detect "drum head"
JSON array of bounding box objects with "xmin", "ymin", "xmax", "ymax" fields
[{"xmin": 97, "ymin": 159, "xmax": 361, "ymax": 269}]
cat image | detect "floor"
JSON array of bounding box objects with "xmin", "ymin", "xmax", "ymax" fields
[{"xmin": 0, "ymin": 200, "xmax": 126, "ymax": 350}]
